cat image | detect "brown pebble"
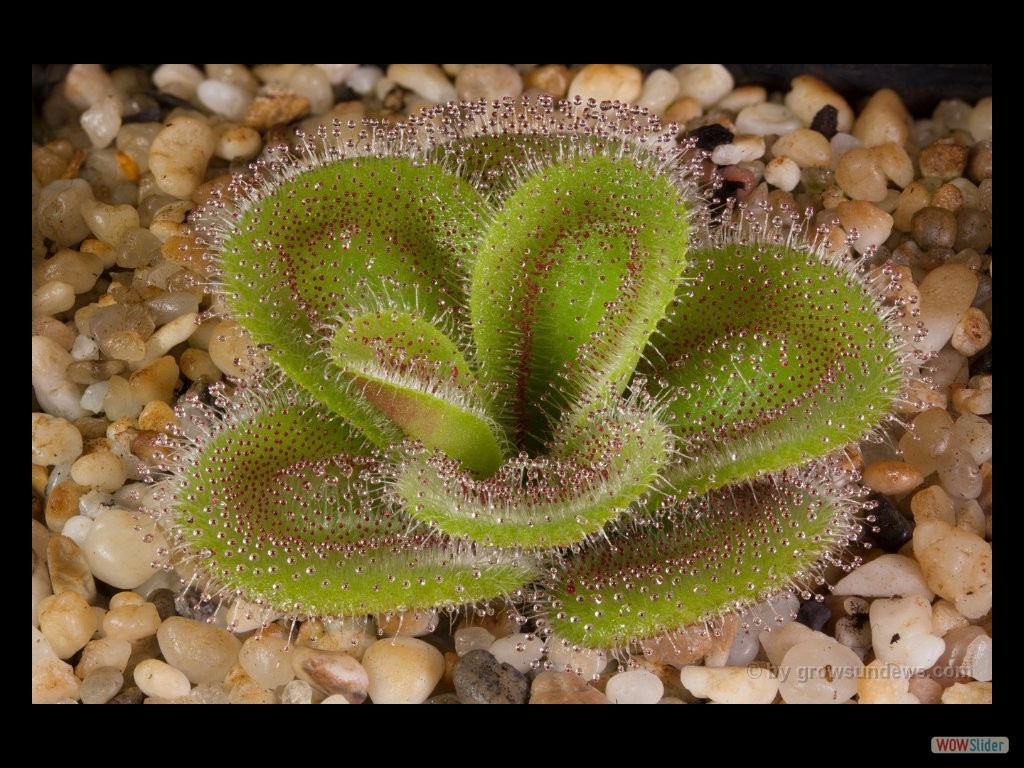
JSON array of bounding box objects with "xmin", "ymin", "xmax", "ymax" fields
[
  {"xmin": 530, "ymin": 671, "xmax": 610, "ymax": 704},
  {"xmin": 966, "ymin": 140, "xmax": 992, "ymax": 183},
  {"xmin": 954, "ymin": 207, "xmax": 992, "ymax": 252},
  {"xmin": 863, "ymin": 460, "xmax": 924, "ymax": 495},
  {"xmin": 44, "ymin": 480, "xmax": 86, "ymax": 534},
  {"xmin": 637, "ymin": 625, "xmax": 713, "ymax": 667},
  {"xmin": 243, "ymin": 86, "xmax": 311, "ymax": 131},
  {"xmin": 930, "ymin": 183, "xmax": 963, "ymax": 213},
  {"xmin": 46, "ymin": 534, "xmax": 97, "ymax": 602},
  {"xmin": 523, "ymin": 65, "xmax": 570, "ymax": 99},
  {"xmin": 911, "ymin": 206, "xmax": 957, "ymax": 249},
  {"xmin": 918, "ymin": 140, "xmax": 970, "ymax": 180}
]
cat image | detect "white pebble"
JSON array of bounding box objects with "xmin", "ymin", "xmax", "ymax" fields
[
  {"xmin": 37, "ymin": 178, "xmax": 95, "ymax": 247},
  {"xmin": 680, "ymin": 664, "xmax": 778, "ymax": 704},
  {"xmin": 61, "ymin": 515, "xmax": 93, "ymax": 547},
  {"xmin": 869, "ymin": 595, "xmax": 945, "ymax": 670},
  {"xmin": 857, "ymin": 660, "xmax": 920, "ymax": 703},
  {"xmin": 455, "ymin": 64, "xmax": 523, "ymax": 102},
  {"xmin": 778, "ymin": 637, "xmax": 863, "ymax": 704},
  {"xmin": 38, "ymin": 591, "xmax": 98, "ymax": 659},
  {"xmin": 672, "ymin": 64, "xmax": 733, "ymax": 108},
  {"xmin": 215, "ymin": 125, "xmax": 262, "ymax": 162},
  {"xmin": 953, "ymin": 413, "xmax": 992, "ymax": 465},
  {"xmin": 133, "ymin": 312, "xmax": 199, "ymax": 370},
  {"xmin": 362, "ymin": 636, "xmax": 444, "ymax": 704},
  {"xmin": 916, "ymin": 264, "xmax": 979, "ymax": 355},
  {"xmin": 80, "ymin": 94, "xmax": 122, "ymax": 149},
  {"xmin": 70, "ymin": 334, "xmax": 100, "ymax": 361},
  {"xmin": 545, "ymin": 637, "xmax": 610, "ymax": 679},
  {"xmin": 488, "ymin": 632, "xmax": 544, "ymax": 674},
  {"xmin": 950, "ymin": 307, "xmax": 991, "ymax": 357},
  {"xmin": 83, "ymin": 507, "xmax": 167, "ymax": 589},
  {"xmin": 735, "ymin": 102, "xmax": 802, "ymax": 136},
  {"xmin": 969, "ymin": 97, "xmax": 992, "ymax": 142},
  {"xmin": 33, "ymin": 626, "xmax": 56, "ymax": 664},
  {"xmin": 32, "ymin": 657, "xmax": 81, "ymax": 704},
  {"xmin": 759, "ymin": 621, "xmax": 825, "ymax": 667},
  {"xmin": 32, "ymin": 412, "xmax": 83, "ymax": 466},
  {"xmin": 281, "ymin": 679, "xmax": 314, "ymax": 704},
  {"xmin": 914, "ymin": 520, "xmax": 991, "ymax": 618},
  {"xmin": 32, "ymin": 335, "xmax": 86, "ymax": 419},
  {"xmin": 833, "ymin": 554, "xmax": 934, "ymax": 600},
  {"xmin": 197, "ymin": 79, "xmax": 252, "ymax": 121},
  {"xmin": 637, "ymin": 69, "xmax": 679, "ymax": 114},
  {"xmin": 64, "ymin": 64, "xmax": 116, "ymax": 109},
  {"xmin": 321, "ymin": 694, "xmax": 352, "ymax": 704},
  {"xmin": 315, "ymin": 64, "xmax": 358, "ymax": 86},
  {"xmin": 710, "ymin": 134, "xmax": 765, "ymax": 165},
  {"xmin": 289, "ymin": 65, "xmax": 334, "ymax": 115},
  {"xmin": 784, "ymin": 75, "xmax": 854, "ymax": 132},
  {"xmin": 134, "ymin": 658, "xmax": 191, "ymax": 699},
  {"xmin": 764, "ymin": 156, "xmax": 801, "ymax": 191},
  {"xmin": 149, "ymin": 115, "xmax": 216, "ymax": 199},
  {"xmin": 605, "ymin": 669, "xmax": 664, "ymax": 704},
  {"xmin": 836, "ymin": 200, "xmax": 894, "ymax": 255},
  {"xmin": 152, "ymin": 64, "xmax": 204, "ymax": 98},
  {"xmin": 32, "ymin": 280, "xmax": 75, "ymax": 316},
  {"xmin": 80, "ymin": 381, "xmax": 108, "ymax": 414},
  {"xmin": 346, "ymin": 65, "xmax": 383, "ymax": 96},
  {"xmin": 386, "ymin": 63, "xmax": 456, "ymax": 104},
  {"xmin": 963, "ymin": 634, "xmax": 993, "ymax": 682},
  {"xmin": 454, "ymin": 626, "xmax": 495, "ymax": 656}
]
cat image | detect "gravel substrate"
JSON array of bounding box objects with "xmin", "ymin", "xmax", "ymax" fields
[{"xmin": 32, "ymin": 64, "xmax": 992, "ymax": 704}]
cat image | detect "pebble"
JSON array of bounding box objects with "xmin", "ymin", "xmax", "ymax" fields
[
  {"xmin": 835, "ymin": 148, "xmax": 887, "ymax": 202},
  {"xmin": 454, "ymin": 626, "xmax": 495, "ymax": 656},
  {"xmin": 911, "ymin": 486, "xmax": 955, "ymax": 525},
  {"xmin": 102, "ymin": 600, "xmax": 161, "ymax": 642},
  {"xmin": 605, "ymin": 669, "xmax": 664, "ymax": 704},
  {"xmin": 969, "ymin": 97, "xmax": 992, "ymax": 142},
  {"xmin": 545, "ymin": 638, "xmax": 610, "ymax": 679},
  {"xmin": 529, "ymin": 671, "xmax": 609, "ymax": 704},
  {"xmin": 453, "ymin": 649, "xmax": 530, "ymax": 704},
  {"xmin": 853, "ymin": 89, "xmax": 910, "ymax": 147},
  {"xmin": 70, "ymin": 450, "xmax": 126, "ymax": 492},
  {"xmin": 80, "ymin": 666, "xmax": 124, "ymax": 704},
  {"xmin": 32, "ymin": 549, "xmax": 52, "ymax": 627},
  {"xmin": 32, "ymin": 280, "xmax": 75, "ymax": 317},
  {"xmin": 764, "ymin": 156, "xmax": 801, "ymax": 191},
  {"xmin": 46, "ymin": 534, "xmax": 97, "ymax": 602},
  {"xmin": 869, "ymin": 595, "xmax": 945, "ymax": 670},
  {"xmin": 716, "ymin": 85, "xmax": 766, "ymax": 112},
  {"xmin": 862, "ymin": 459, "xmax": 923, "ymax": 495},
  {"xmin": 321, "ymin": 693, "xmax": 353, "ymax": 704},
  {"xmin": 569, "ymin": 64, "xmax": 643, "ymax": 103},
  {"xmin": 914, "ymin": 520, "xmax": 991, "ymax": 618},
  {"xmin": 33, "ymin": 625, "xmax": 55, "ymax": 664},
  {"xmin": 487, "ymin": 632, "xmax": 545, "ymax": 674},
  {"xmin": 916, "ymin": 264, "xmax": 979, "ymax": 355},
  {"xmin": 680, "ymin": 664, "xmax": 778, "ymax": 704},
  {"xmin": 777, "ymin": 636, "xmax": 863, "ymax": 704},
  {"xmin": 208, "ymin": 319, "xmax": 269, "ymax": 379},
  {"xmin": 149, "ymin": 116, "xmax": 216, "ymax": 199},
  {"xmin": 83, "ymin": 507, "xmax": 166, "ymax": 589},
  {"xmin": 911, "ymin": 206, "xmax": 957, "ymax": 249},
  {"xmin": 288, "ymin": 65, "xmax": 334, "ymax": 115},
  {"xmin": 919, "ymin": 140, "xmax": 970, "ymax": 180},
  {"xmin": 386, "ymin": 63, "xmax": 456, "ymax": 104},
  {"xmin": 759, "ymin": 621, "xmax": 824, "ymax": 667},
  {"xmin": 38, "ymin": 591, "xmax": 97, "ymax": 659},
  {"xmin": 214, "ymin": 124, "xmax": 262, "ymax": 162},
  {"xmin": 785, "ymin": 75, "xmax": 853, "ymax": 133},
  {"xmin": 345, "ymin": 65, "xmax": 383, "ymax": 96},
  {"xmin": 857, "ymin": 660, "xmax": 919, "ymax": 704},
  {"xmin": 455, "ymin": 64, "xmax": 523, "ymax": 102},
  {"xmin": 376, "ymin": 608, "xmax": 437, "ymax": 638},
  {"xmin": 771, "ymin": 129, "xmax": 832, "ymax": 168},
  {"xmin": 64, "ymin": 63, "xmax": 116, "ymax": 109},
  {"xmin": 710, "ymin": 134, "xmax": 765, "ymax": 165},
  {"xmin": 32, "ymin": 413, "xmax": 83, "ymax": 467},
  {"xmin": 152, "ymin": 64, "xmax": 204, "ymax": 99},
  {"xmin": 291, "ymin": 646, "xmax": 369, "ymax": 702},
  {"xmin": 673, "ymin": 64, "xmax": 733, "ymax": 108},
  {"xmin": 109, "ymin": 686, "xmax": 145, "ymax": 704},
  {"xmin": 951, "ymin": 375, "xmax": 992, "ymax": 416},
  {"xmin": 931, "ymin": 600, "xmax": 969, "ymax": 639},
  {"xmin": 80, "ymin": 94, "xmax": 122, "ymax": 149},
  {"xmin": 835, "ymin": 200, "xmax": 894, "ymax": 255},
  {"xmin": 735, "ymin": 102, "xmax": 802, "ymax": 136},
  {"xmin": 954, "ymin": 207, "xmax": 992, "ymax": 252},
  {"xmin": 833, "ymin": 554, "xmax": 934, "ymax": 600},
  {"xmin": 31, "ymin": 657, "xmax": 81, "ymax": 704},
  {"xmin": 134, "ymin": 658, "xmax": 191, "ymax": 699},
  {"xmin": 281, "ymin": 679, "xmax": 314, "ymax": 704},
  {"xmin": 37, "ymin": 178, "xmax": 95, "ymax": 248},
  {"xmin": 930, "ymin": 625, "xmax": 987, "ymax": 685},
  {"xmin": 197, "ymin": 80, "xmax": 252, "ymax": 121},
  {"xmin": 952, "ymin": 413, "xmax": 992, "ymax": 466},
  {"xmin": 637, "ymin": 69, "xmax": 679, "ymax": 114},
  {"xmin": 157, "ymin": 616, "xmax": 242, "ymax": 685},
  {"xmin": 44, "ymin": 481, "xmax": 85, "ymax": 534},
  {"xmin": 76, "ymin": 637, "xmax": 132, "ymax": 677},
  {"xmin": 362, "ymin": 636, "xmax": 445, "ymax": 704},
  {"xmin": 33, "ymin": 335, "xmax": 86, "ymax": 420},
  {"xmin": 941, "ymin": 681, "xmax": 991, "ymax": 704},
  {"xmin": 238, "ymin": 634, "xmax": 295, "ymax": 689},
  {"xmin": 663, "ymin": 97, "xmax": 702, "ymax": 125}
]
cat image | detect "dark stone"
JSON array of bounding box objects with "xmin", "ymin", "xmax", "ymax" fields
[
  {"xmin": 108, "ymin": 686, "xmax": 145, "ymax": 704},
  {"xmin": 797, "ymin": 598, "xmax": 831, "ymax": 631},
  {"xmin": 148, "ymin": 588, "xmax": 178, "ymax": 621},
  {"xmin": 810, "ymin": 105, "xmax": 839, "ymax": 139},
  {"xmin": 689, "ymin": 123, "xmax": 734, "ymax": 151},
  {"xmin": 863, "ymin": 494, "xmax": 914, "ymax": 551},
  {"xmin": 424, "ymin": 693, "xmax": 462, "ymax": 704},
  {"xmin": 174, "ymin": 586, "xmax": 217, "ymax": 622},
  {"xmin": 970, "ymin": 347, "xmax": 992, "ymax": 377},
  {"xmin": 453, "ymin": 650, "xmax": 530, "ymax": 705}
]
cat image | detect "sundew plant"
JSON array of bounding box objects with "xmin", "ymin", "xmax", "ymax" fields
[{"xmin": 155, "ymin": 98, "xmax": 912, "ymax": 652}]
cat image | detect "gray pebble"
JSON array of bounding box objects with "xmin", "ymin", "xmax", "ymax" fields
[
  {"xmin": 148, "ymin": 588, "xmax": 178, "ymax": 621},
  {"xmin": 108, "ymin": 685, "xmax": 145, "ymax": 704},
  {"xmin": 453, "ymin": 649, "xmax": 530, "ymax": 705},
  {"xmin": 912, "ymin": 206, "xmax": 958, "ymax": 249},
  {"xmin": 80, "ymin": 666, "xmax": 124, "ymax": 704},
  {"xmin": 955, "ymin": 207, "xmax": 992, "ymax": 252},
  {"xmin": 425, "ymin": 693, "xmax": 462, "ymax": 704}
]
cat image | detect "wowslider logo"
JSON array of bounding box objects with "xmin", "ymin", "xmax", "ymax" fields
[{"xmin": 932, "ymin": 738, "xmax": 1008, "ymax": 754}]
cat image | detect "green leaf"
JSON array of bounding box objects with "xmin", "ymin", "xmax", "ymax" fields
[
  {"xmin": 165, "ymin": 389, "xmax": 536, "ymax": 617},
  {"xmin": 330, "ymin": 309, "xmax": 504, "ymax": 477},
  {"xmin": 546, "ymin": 470, "xmax": 858, "ymax": 648},
  {"xmin": 470, "ymin": 150, "xmax": 690, "ymax": 451},
  {"xmin": 218, "ymin": 156, "xmax": 489, "ymax": 448},
  {"xmin": 650, "ymin": 241, "xmax": 903, "ymax": 496},
  {"xmin": 393, "ymin": 400, "xmax": 671, "ymax": 549}
]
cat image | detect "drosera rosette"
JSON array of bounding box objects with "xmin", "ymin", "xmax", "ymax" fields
[{"xmin": 150, "ymin": 96, "xmax": 917, "ymax": 653}]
